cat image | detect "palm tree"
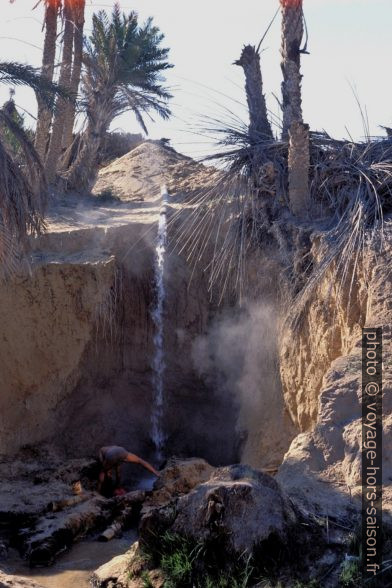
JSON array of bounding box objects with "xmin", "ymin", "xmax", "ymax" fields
[
  {"xmin": 65, "ymin": 5, "xmax": 172, "ymax": 191},
  {"xmin": 34, "ymin": 0, "xmax": 62, "ymax": 161},
  {"xmin": 44, "ymin": 0, "xmax": 74, "ymax": 182},
  {"xmin": 280, "ymin": 0, "xmax": 310, "ymax": 217},
  {"xmin": 0, "ymin": 62, "xmax": 65, "ymax": 274},
  {"xmin": 61, "ymin": 0, "xmax": 86, "ymax": 158}
]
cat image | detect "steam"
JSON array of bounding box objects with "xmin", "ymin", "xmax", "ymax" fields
[{"xmin": 192, "ymin": 302, "xmax": 293, "ymax": 468}]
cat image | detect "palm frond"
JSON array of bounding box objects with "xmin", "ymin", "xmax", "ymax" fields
[
  {"xmin": 0, "ymin": 61, "xmax": 73, "ymax": 112},
  {"xmin": 0, "ymin": 135, "xmax": 46, "ymax": 280},
  {"xmin": 0, "ymin": 107, "xmax": 47, "ymax": 215}
]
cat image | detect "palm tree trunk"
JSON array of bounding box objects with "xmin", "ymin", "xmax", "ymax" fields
[
  {"xmin": 64, "ymin": 116, "xmax": 109, "ymax": 192},
  {"xmin": 280, "ymin": 0, "xmax": 310, "ymax": 216},
  {"xmin": 235, "ymin": 45, "xmax": 273, "ymax": 142},
  {"xmin": 280, "ymin": 0, "xmax": 304, "ymax": 138},
  {"xmin": 288, "ymin": 120, "xmax": 310, "ymax": 216},
  {"xmin": 64, "ymin": 86, "xmax": 113, "ymax": 192},
  {"xmin": 34, "ymin": 0, "xmax": 61, "ymax": 162},
  {"xmin": 64, "ymin": 129, "xmax": 103, "ymax": 192},
  {"xmin": 45, "ymin": 0, "xmax": 74, "ymax": 183},
  {"xmin": 61, "ymin": 0, "xmax": 85, "ymax": 164}
]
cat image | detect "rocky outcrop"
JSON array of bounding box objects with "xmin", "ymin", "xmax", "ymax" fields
[
  {"xmin": 0, "ymin": 573, "xmax": 46, "ymax": 588},
  {"xmin": 280, "ymin": 235, "xmax": 368, "ymax": 432},
  {"xmin": 278, "ymin": 227, "xmax": 392, "ymax": 521},
  {"xmin": 93, "ymin": 460, "xmax": 314, "ymax": 588},
  {"xmin": 22, "ymin": 495, "xmax": 109, "ymax": 566},
  {"xmin": 92, "ymin": 544, "xmax": 137, "ymax": 588},
  {"xmin": 91, "ymin": 542, "xmax": 165, "ymax": 588},
  {"xmin": 0, "ymin": 454, "xmax": 145, "ymax": 568}
]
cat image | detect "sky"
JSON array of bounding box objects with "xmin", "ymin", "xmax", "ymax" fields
[{"xmin": 1, "ymin": 0, "xmax": 392, "ymax": 158}]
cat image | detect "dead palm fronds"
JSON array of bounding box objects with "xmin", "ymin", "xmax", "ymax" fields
[
  {"xmin": 168, "ymin": 113, "xmax": 287, "ymax": 304},
  {"xmin": 285, "ymin": 132, "xmax": 392, "ymax": 329},
  {"xmin": 170, "ymin": 114, "xmax": 392, "ymax": 312}
]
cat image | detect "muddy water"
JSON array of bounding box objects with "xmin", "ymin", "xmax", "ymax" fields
[{"xmin": 3, "ymin": 530, "xmax": 137, "ymax": 588}]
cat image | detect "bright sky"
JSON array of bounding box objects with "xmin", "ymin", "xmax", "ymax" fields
[{"xmin": 1, "ymin": 0, "xmax": 391, "ymax": 158}]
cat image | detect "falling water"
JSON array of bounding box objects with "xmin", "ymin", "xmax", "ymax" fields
[{"xmin": 151, "ymin": 185, "xmax": 169, "ymax": 460}]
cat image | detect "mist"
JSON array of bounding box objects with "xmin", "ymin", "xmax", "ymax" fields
[{"xmin": 192, "ymin": 302, "xmax": 296, "ymax": 469}]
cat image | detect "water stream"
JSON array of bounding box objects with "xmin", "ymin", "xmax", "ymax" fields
[
  {"xmin": 150, "ymin": 185, "xmax": 169, "ymax": 460},
  {"xmin": 3, "ymin": 530, "xmax": 137, "ymax": 588}
]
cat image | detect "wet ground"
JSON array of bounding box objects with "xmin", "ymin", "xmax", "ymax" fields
[
  {"xmin": 0, "ymin": 454, "xmax": 156, "ymax": 588},
  {"xmin": 2, "ymin": 529, "xmax": 137, "ymax": 588}
]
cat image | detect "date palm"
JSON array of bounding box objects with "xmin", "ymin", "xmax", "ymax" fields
[
  {"xmin": 65, "ymin": 5, "xmax": 172, "ymax": 191},
  {"xmin": 0, "ymin": 61, "xmax": 66, "ymax": 274}
]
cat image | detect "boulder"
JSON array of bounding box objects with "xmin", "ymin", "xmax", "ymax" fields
[
  {"xmin": 92, "ymin": 545, "xmax": 135, "ymax": 588},
  {"xmin": 92, "ymin": 542, "xmax": 164, "ymax": 588},
  {"xmin": 0, "ymin": 573, "xmax": 46, "ymax": 588},
  {"xmin": 141, "ymin": 464, "xmax": 298, "ymax": 558},
  {"xmin": 173, "ymin": 464, "xmax": 297, "ymax": 554}
]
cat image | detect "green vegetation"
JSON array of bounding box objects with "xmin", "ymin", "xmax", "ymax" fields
[
  {"xmin": 158, "ymin": 532, "xmax": 203, "ymax": 588},
  {"xmin": 0, "ymin": 61, "xmax": 67, "ymax": 276},
  {"xmin": 140, "ymin": 570, "xmax": 154, "ymax": 588},
  {"xmin": 339, "ymin": 559, "xmax": 361, "ymax": 587},
  {"xmin": 141, "ymin": 531, "xmax": 258, "ymax": 588},
  {"xmin": 0, "ymin": 96, "xmax": 34, "ymax": 162}
]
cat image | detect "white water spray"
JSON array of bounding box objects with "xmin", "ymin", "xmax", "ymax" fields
[{"xmin": 151, "ymin": 186, "xmax": 169, "ymax": 459}]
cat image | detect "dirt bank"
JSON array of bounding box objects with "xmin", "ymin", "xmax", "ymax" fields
[{"xmin": 278, "ymin": 225, "xmax": 392, "ymax": 521}]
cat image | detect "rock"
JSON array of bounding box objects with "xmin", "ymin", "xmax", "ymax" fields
[
  {"xmin": 141, "ymin": 464, "xmax": 297, "ymax": 559},
  {"xmin": 0, "ymin": 572, "xmax": 46, "ymax": 588},
  {"xmin": 92, "ymin": 540, "xmax": 165, "ymax": 588},
  {"xmin": 174, "ymin": 465, "xmax": 297, "ymax": 554},
  {"xmin": 278, "ymin": 227, "xmax": 392, "ymax": 523},
  {"xmin": 139, "ymin": 458, "xmax": 215, "ymax": 547},
  {"xmin": 0, "ymin": 455, "xmax": 98, "ymax": 517},
  {"xmin": 22, "ymin": 495, "xmax": 110, "ymax": 566},
  {"xmin": 92, "ymin": 542, "xmax": 140, "ymax": 588},
  {"xmin": 149, "ymin": 457, "xmax": 214, "ymax": 505}
]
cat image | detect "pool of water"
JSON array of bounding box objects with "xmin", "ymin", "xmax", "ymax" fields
[{"xmin": 2, "ymin": 529, "xmax": 137, "ymax": 588}]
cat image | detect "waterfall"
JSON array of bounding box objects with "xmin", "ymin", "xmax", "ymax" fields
[{"xmin": 151, "ymin": 185, "xmax": 168, "ymax": 460}]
